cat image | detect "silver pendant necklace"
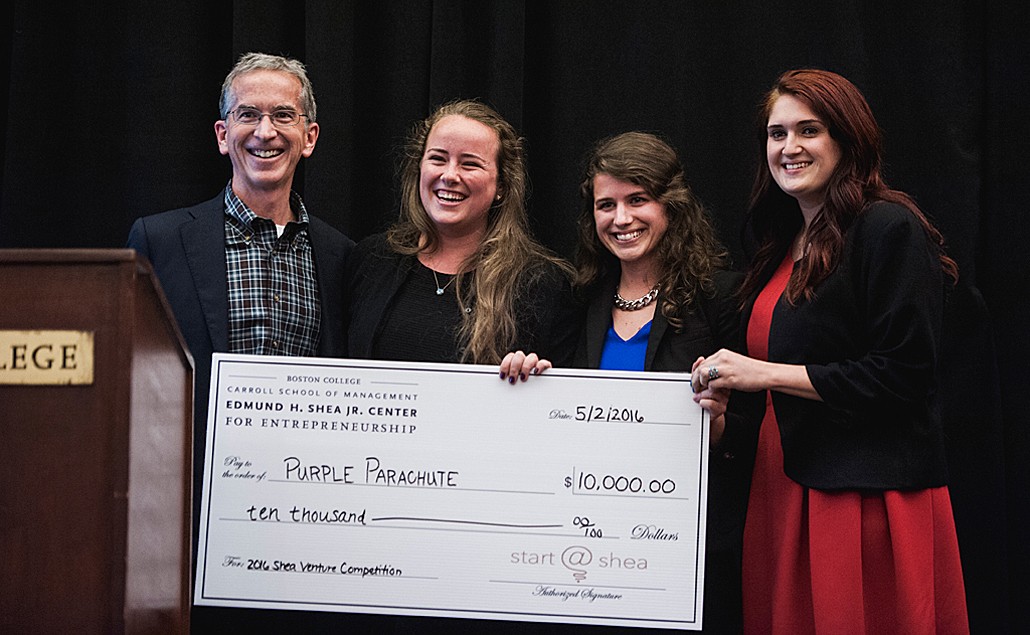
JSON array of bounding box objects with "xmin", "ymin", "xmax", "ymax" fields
[
  {"xmin": 432, "ymin": 269, "xmax": 456, "ymax": 295},
  {"xmin": 613, "ymin": 284, "xmax": 660, "ymax": 311}
]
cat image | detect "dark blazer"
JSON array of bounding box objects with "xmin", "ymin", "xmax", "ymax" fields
[
  {"xmin": 575, "ymin": 269, "xmax": 741, "ymax": 370},
  {"xmin": 575, "ymin": 269, "xmax": 752, "ymax": 635},
  {"xmin": 347, "ymin": 233, "xmax": 580, "ymax": 365},
  {"xmin": 740, "ymin": 201, "xmax": 950, "ymax": 490},
  {"xmin": 126, "ymin": 190, "xmax": 352, "ymax": 520},
  {"xmin": 129, "ymin": 193, "xmax": 374, "ymax": 635}
]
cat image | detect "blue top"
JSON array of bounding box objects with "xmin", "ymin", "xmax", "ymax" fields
[{"xmin": 598, "ymin": 320, "xmax": 652, "ymax": 371}]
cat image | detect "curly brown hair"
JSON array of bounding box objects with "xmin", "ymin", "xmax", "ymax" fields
[{"xmin": 575, "ymin": 131, "xmax": 727, "ymax": 329}]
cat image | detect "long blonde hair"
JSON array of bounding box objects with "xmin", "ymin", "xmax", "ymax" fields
[{"xmin": 387, "ymin": 99, "xmax": 571, "ymax": 363}]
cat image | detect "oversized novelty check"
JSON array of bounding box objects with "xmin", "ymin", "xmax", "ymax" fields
[{"xmin": 194, "ymin": 353, "xmax": 709, "ymax": 630}]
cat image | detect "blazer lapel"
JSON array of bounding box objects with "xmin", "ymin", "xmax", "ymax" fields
[
  {"xmin": 308, "ymin": 219, "xmax": 348, "ymax": 357},
  {"xmin": 583, "ymin": 282, "xmax": 615, "ymax": 368},
  {"xmin": 644, "ymin": 297, "xmax": 670, "ymax": 371},
  {"xmin": 181, "ymin": 196, "xmax": 229, "ymax": 352}
]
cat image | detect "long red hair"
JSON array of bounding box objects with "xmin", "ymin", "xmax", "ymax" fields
[{"xmin": 740, "ymin": 69, "xmax": 958, "ymax": 305}]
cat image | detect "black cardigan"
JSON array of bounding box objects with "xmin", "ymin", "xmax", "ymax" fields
[
  {"xmin": 345, "ymin": 233, "xmax": 581, "ymax": 365},
  {"xmin": 741, "ymin": 201, "xmax": 950, "ymax": 490}
]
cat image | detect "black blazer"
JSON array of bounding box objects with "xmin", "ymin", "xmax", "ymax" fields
[
  {"xmin": 740, "ymin": 201, "xmax": 950, "ymax": 490},
  {"xmin": 126, "ymin": 190, "xmax": 352, "ymax": 514},
  {"xmin": 346, "ymin": 233, "xmax": 580, "ymax": 365},
  {"xmin": 574, "ymin": 268, "xmax": 751, "ymax": 635},
  {"xmin": 575, "ymin": 269, "xmax": 742, "ymax": 370}
]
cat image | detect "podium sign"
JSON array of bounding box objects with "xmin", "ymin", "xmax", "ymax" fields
[{"xmin": 0, "ymin": 329, "xmax": 94, "ymax": 384}]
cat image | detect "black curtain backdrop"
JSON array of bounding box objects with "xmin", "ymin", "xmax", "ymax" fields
[{"xmin": 2, "ymin": 2, "xmax": 1026, "ymax": 633}]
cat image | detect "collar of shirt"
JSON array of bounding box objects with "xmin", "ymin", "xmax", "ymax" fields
[{"xmin": 222, "ymin": 182, "xmax": 311, "ymax": 248}]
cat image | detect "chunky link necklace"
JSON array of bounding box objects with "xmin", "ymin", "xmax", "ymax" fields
[{"xmin": 613, "ymin": 284, "xmax": 660, "ymax": 311}]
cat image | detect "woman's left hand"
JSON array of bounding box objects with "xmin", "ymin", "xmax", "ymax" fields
[
  {"xmin": 499, "ymin": 350, "xmax": 552, "ymax": 384},
  {"xmin": 691, "ymin": 348, "xmax": 821, "ymax": 401},
  {"xmin": 691, "ymin": 349, "xmax": 768, "ymax": 393}
]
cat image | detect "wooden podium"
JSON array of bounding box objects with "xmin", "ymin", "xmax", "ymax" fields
[{"xmin": 0, "ymin": 250, "xmax": 192, "ymax": 633}]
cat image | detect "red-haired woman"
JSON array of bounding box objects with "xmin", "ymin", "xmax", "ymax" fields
[{"xmin": 692, "ymin": 69, "xmax": 969, "ymax": 634}]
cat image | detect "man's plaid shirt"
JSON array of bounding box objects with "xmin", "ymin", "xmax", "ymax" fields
[{"xmin": 223, "ymin": 185, "xmax": 321, "ymax": 357}]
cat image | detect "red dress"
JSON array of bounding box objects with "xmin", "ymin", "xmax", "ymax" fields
[{"xmin": 742, "ymin": 254, "xmax": 969, "ymax": 635}]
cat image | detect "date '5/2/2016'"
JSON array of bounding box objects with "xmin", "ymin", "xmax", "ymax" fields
[{"xmin": 575, "ymin": 405, "xmax": 644, "ymax": 423}]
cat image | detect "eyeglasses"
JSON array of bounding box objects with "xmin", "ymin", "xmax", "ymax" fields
[{"xmin": 227, "ymin": 108, "xmax": 308, "ymax": 127}]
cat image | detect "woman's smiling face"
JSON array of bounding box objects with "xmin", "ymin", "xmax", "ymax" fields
[
  {"xmin": 766, "ymin": 93, "xmax": 842, "ymax": 214},
  {"xmin": 592, "ymin": 172, "xmax": 669, "ymax": 273},
  {"xmin": 419, "ymin": 114, "xmax": 500, "ymax": 239}
]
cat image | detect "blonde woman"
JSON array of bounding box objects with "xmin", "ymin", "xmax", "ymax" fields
[{"xmin": 347, "ymin": 100, "xmax": 578, "ymax": 368}]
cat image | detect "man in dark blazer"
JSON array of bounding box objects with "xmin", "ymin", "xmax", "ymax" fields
[{"xmin": 125, "ymin": 53, "xmax": 351, "ymax": 601}]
